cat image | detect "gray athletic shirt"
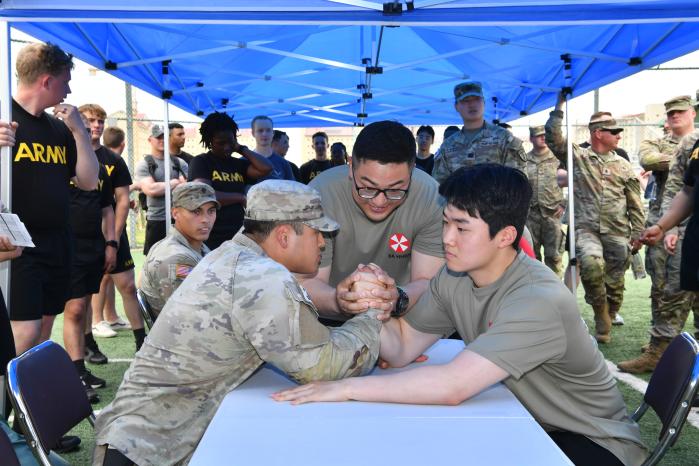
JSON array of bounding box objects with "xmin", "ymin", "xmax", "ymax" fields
[
  {"xmin": 405, "ymin": 252, "xmax": 647, "ymax": 466},
  {"xmin": 135, "ymin": 155, "xmax": 188, "ymax": 221},
  {"xmin": 310, "ymin": 165, "xmax": 444, "ymax": 287}
]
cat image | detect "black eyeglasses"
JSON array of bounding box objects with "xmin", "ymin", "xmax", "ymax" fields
[{"xmin": 352, "ymin": 172, "xmax": 411, "ymax": 201}]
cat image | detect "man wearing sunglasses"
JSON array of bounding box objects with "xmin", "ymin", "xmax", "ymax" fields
[
  {"xmin": 303, "ymin": 121, "xmax": 445, "ymax": 324},
  {"xmin": 545, "ymin": 92, "xmax": 645, "ymax": 345}
]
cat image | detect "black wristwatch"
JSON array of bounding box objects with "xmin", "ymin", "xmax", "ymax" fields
[
  {"xmin": 105, "ymin": 240, "xmax": 119, "ymax": 249},
  {"xmin": 391, "ymin": 286, "xmax": 410, "ymax": 318}
]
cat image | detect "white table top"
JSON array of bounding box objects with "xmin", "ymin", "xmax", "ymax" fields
[{"xmin": 190, "ymin": 339, "xmax": 573, "ymax": 466}]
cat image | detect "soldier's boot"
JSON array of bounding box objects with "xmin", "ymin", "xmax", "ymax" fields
[
  {"xmin": 640, "ymin": 342, "xmax": 650, "ymax": 353},
  {"xmin": 617, "ymin": 339, "xmax": 670, "ymax": 374},
  {"xmin": 593, "ymin": 302, "xmax": 612, "ymax": 344}
]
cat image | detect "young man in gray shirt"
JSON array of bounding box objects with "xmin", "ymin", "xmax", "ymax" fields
[{"xmin": 275, "ymin": 164, "xmax": 647, "ymax": 466}]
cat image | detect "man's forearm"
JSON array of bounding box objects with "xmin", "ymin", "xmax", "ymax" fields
[
  {"xmin": 301, "ymin": 276, "xmax": 342, "ymax": 317},
  {"xmin": 401, "ymin": 279, "xmax": 429, "ymax": 311},
  {"xmin": 73, "ymin": 130, "xmax": 99, "ymax": 190},
  {"xmin": 658, "ymin": 188, "xmax": 694, "ymax": 232}
]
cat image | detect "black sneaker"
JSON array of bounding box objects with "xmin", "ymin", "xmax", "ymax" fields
[
  {"xmin": 54, "ymin": 435, "xmax": 81, "ymax": 453},
  {"xmin": 85, "ymin": 346, "xmax": 108, "ymax": 365},
  {"xmin": 82, "ymin": 380, "xmax": 100, "ymax": 404},
  {"xmin": 81, "ymin": 369, "xmax": 106, "ymax": 389}
]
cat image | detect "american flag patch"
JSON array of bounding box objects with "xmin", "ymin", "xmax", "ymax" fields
[{"xmin": 175, "ymin": 264, "xmax": 192, "ymax": 279}]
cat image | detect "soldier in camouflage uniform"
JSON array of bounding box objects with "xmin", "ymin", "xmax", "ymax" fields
[
  {"xmin": 545, "ymin": 93, "xmax": 645, "ymax": 344},
  {"xmin": 619, "ymin": 96, "xmax": 697, "ymax": 373},
  {"xmin": 139, "ymin": 181, "xmax": 218, "ymax": 316},
  {"xmin": 93, "ymin": 180, "xmax": 383, "ymax": 466},
  {"xmin": 525, "ymin": 125, "xmax": 566, "ymax": 276},
  {"xmin": 432, "ymin": 81, "xmax": 527, "ymax": 184}
]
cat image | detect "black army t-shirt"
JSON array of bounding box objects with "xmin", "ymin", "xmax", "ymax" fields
[
  {"xmin": 95, "ymin": 146, "xmax": 132, "ymax": 205},
  {"xmin": 299, "ymin": 159, "xmax": 332, "ymax": 184},
  {"xmin": 70, "ymin": 164, "xmax": 113, "ymax": 238},
  {"xmin": 415, "ymin": 154, "xmax": 435, "ymax": 175},
  {"xmin": 189, "ymin": 152, "xmax": 251, "ymax": 248},
  {"xmin": 12, "ymin": 99, "xmax": 77, "ymax": 230},
  {"xmin": 681, "ymin": 139, "xmax": 699, "ymax": 290}
]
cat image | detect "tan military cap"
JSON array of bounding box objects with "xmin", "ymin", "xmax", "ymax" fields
[
  {"xmin": 588, "ymin": 112, "xmax": 623, "ymax": 134},
  {"xmin": 664, "ymin": 95, "xmax": 693, "ymax": 113},
  {"xmin": 454, "ymin": 81, "xmax": 483, "ymax": 102},
  {"xmin": 245, "ymin": 180, "xmax": 339, "ymax": 232},
  {"xmin": 529, "ymin": 125, "xmax": 545, "ymax": 137},
  {"xmin": 172, "ymin": 181, "xmax": 220, "ymax": 210}
]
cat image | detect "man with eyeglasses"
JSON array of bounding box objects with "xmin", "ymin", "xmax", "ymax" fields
[
  {"xmin": 545, "ymin": 92, "xmax": 645, "ymax": 345},
  {"xmin": 302, "ymin": 120, "xmax": 445, "ymax": 324}
]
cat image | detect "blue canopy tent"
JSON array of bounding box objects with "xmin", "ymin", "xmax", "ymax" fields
[{"xmin": 1, "ymin": 1, "xmax": 699, "ymax": 127}]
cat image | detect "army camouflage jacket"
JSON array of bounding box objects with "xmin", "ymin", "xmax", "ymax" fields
[
  {"xmin": 94, "ymin": 232, "xmax": 382, "ymax": 466},
  {"xmin": 662, "ymin": 130, "xmax": 699, "ymax": 230},
  {"xmin": 432, "ymin": 121, "xmax": 527, "ymax": 184},
  {"xmin": 526, "ymin": 148, "xmax": 565, "ymax": 213},
  {"xmin": 140, "ymin": 227, "xmax": 209, "ymax": 315},
  {"xmin": 639, "ymin": 133, "xmax": 682, "ymax": 225},
  {"xmin": 545, "ymin": 110, "xmax": 645, "ymax": 239}
]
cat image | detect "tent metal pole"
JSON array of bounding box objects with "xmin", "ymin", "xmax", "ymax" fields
[
  {"xmin": 162, "ymin": 61, "xmax": 172, "ymax": 237},
  {"xmin": 0, "ymin": 18, "xmax": 11, "ymax": 420},
  {"xmin": 565, "ymin": 96, "xmax": 577, "ymax": 292}
]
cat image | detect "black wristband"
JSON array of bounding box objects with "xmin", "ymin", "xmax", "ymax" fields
[{"xmin": 105, "ymin": 240, "xmax": 118, "ymax": 249}]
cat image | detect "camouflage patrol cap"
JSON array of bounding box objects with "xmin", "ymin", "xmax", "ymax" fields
[
  {"xmin": 529, "ymin": 125, "xmax": 545, "ymax": 137},
  {"xmin": 664, "ymin": 95, "xmax": 693, "ymax": 113},
  {"xmin": 245, "ymin": 180, "xmax": 339, "ymax": 232},
  {"xmin": 150, "ymin": 125, "xmax": 164, "ymax": 138},
  {"xmin": 588, "ymin": 112, "xmax": 623, "ymax": 134},
  {"xmin": 172, "ymin": 181, "xmax": 220, "ymax": 210},
  {"xmin": 454, "ymin": 81, "xmax": 483, "ymax": 102}
]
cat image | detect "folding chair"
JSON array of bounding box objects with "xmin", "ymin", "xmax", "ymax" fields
[
  {"xmin": 0, "ymin": 422, "xmax": 21, "ymax": 466},
  {"xmin": 631, "ymin": 332, "xmax": 699, "ymax": 466},
  {"xmin": 6, "ymin": 340, "xmax": 95, "ymax": 466},
  {"xmin": 136, "ymin": 288, "xmax": 157, "ymax": 330}
]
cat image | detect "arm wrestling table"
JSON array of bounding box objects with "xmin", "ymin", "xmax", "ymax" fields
[{"xmin": 190, "ymin": 339, "xmax": 573, "ymax": 466}]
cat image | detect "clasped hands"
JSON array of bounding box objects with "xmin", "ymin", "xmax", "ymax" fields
[{"xmin": 336, "ymin": 263, "xmax": 398, "ymax": 321}]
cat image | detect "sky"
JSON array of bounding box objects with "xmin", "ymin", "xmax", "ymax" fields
[{"xmin": 9, "ymin": 29, "xmax": 699, "ymax": 129}]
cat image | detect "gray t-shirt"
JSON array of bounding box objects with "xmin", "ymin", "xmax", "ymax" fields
[
  {"xmin": 310, "ymin": 165, "xmax": 444, "ymax": 287},
  {"xmin": 258, "ymin": 152, "xmax": 296, "ymax": 181},
  {"xmin": 134, "ymin": 155, "xmax": 188, "ymax": 221},
  {"xmin": 405, "ymin": 253, "xmax": 647, "ymax": 466}
]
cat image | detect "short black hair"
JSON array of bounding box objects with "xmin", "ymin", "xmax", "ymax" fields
[
  {"xmin": 330, "ymin": 142, "xmax": 346, "ymax": 153},
  {"xmin": 169, "ymin": 122, "xmax": 184, "ymax": 130},
  {"xmin": 273, "ymin": 130, "xmax": 287, "ymax": 142},
  {"xmin": 416, "ymin": 125, "xmax": 435, "ymax": 139},
  {"xmin": 439, "ymin": 164, "xmax": 531, "ymax": 249},
  {"xmin": 352, "ymin": 120, "xmax": 416, "ymax": 165},
  {"xmin": 242, "ymin": 219, "xmax": 304, "ymax": 239},
  {"xmin": 443, "ymin": 125, "xmax": 460, "ymax": 140},
  {"xmin": 199, "ymin": 112, "xmax": 239, "ymax": 150}
]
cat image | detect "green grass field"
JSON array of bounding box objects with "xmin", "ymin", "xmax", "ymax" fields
[{"xmin": 48, "ymin": 251, "xmax": 699, "ymax": 465}]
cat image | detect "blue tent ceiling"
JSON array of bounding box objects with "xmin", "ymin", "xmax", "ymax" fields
[{"xmin": 2, "ymin": 1, "xmax": 698, "ymax": 127}]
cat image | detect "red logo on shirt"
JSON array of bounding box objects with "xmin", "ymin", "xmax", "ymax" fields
[{"xmin": 389, "ymin": 233, "xmax": 410, "ymax": 253}]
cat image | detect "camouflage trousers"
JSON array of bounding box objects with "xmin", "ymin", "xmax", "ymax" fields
[
  {"xmin": 645, "ymin": 236, "xmax": 699, "ymax": 340},
  {"xmin": 526, "ymin": 207, "xmax": 563, "ymax": 277},
  {"xmin": 576, "ymin": 230, "xmax": 630, "ymax": 309}
]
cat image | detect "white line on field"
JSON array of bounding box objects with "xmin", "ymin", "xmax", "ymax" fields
[
  {"xmin": 606, "ymin": 360, "xmax": 699, "ymax": 430},
  {"xmin": 109, "ymin": 358, "xmax": 134, "ymax": 363}
]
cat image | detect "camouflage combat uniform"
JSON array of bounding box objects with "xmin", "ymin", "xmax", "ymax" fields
[
  {"xmin": 432, "ymin": 122, "xmax": 527, "ymax": 184},
  {"xmin": 545, "ymin": 109, "xmax": 645, "ymax": 334},
  {"xmin": 525, "ymin": 144, "xmax": 566, "ymax": 276},
  {"xmin": 659, "ymin": 130, "xmax": 699, "ymax": 338},
  {"xmin": 639, "ymin": 132, "xmax": 697, "ymax": 341},
  {"xmin": 94, "ymin": 180, "xmax": 382, "ymax": 466},
  {"xmin": 140, "ymin": 227, "xmax": 209, "ymax": 315}
]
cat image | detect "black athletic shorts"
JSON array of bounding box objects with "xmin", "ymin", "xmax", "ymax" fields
[
  {"xmin": 144, "ymin": 220, "xmax": 166, "ymax": 255},
  {"xmin": 69, "ymin": 236, "xmax": 105, "ymax": 299},
  {"xmin": 111, "ymin": 230, "xmax": 135, "ymax": 274},
  {"xmin": 10, "ymin": 228, "xmax": 72, "ymax": 320}
]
